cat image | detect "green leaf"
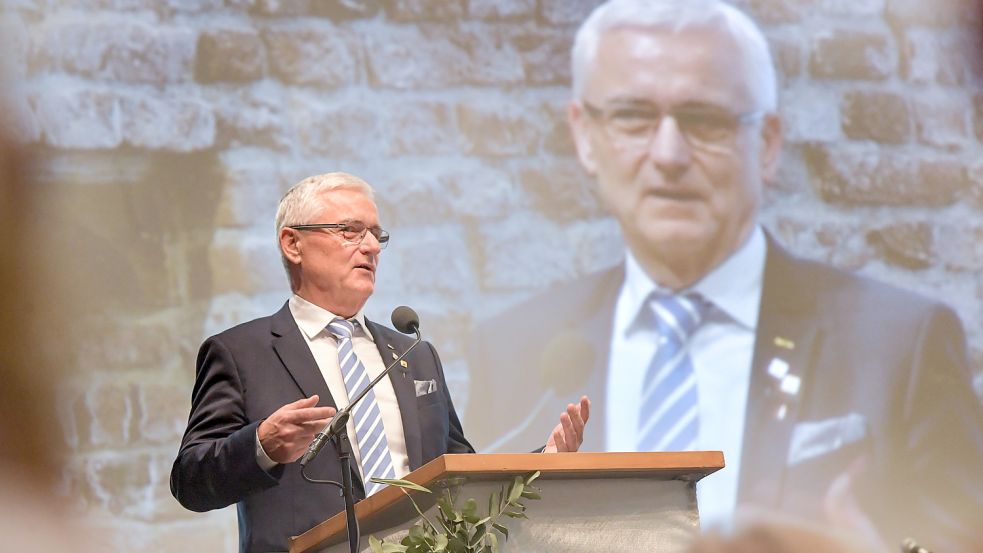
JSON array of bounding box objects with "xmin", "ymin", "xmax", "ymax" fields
[
  {"xmin": 520, "ymin": 489, "xmax": 541, "ymax": 500},
  {"xmin": 485, "ymin": 532, "xmax": 499, "ymax": 553},
  {"xmin": 433, "ymin": 533, "xmax": 448, "ymax": 552},
  {"xmin": 369, "ymin": 535, "xmax": 385, "ymax": 553},
  {"xmin": 524, "ymin": 471, "xmax": 541, "ymax": 485},
  {"xmin": 506, "ymin": 476, "xmax": 524, "ymax": 503},
  {"xmin": 487, "ymin": 490, "xmax": 500, "ymax": 517},
  {"xmin": 370, "ymin": 478, "xmax": 433, "ymax": 494},
  {"xmin": 491, "ymin": 523, "xmax": 509, "ymax": 541}
]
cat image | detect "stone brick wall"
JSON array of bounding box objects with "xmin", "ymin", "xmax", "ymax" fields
[{"xmin": 2, "ymin": 0, "xmax": 981, "ymax": 550}]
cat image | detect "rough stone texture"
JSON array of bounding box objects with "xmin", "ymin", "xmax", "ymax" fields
[
  {"xmin": 263, "ymin": 21, "xmax": 361, "ymax": 87},
  {"xmin": 365, "ymin": 24, "xmax": 525, "ymax": 88},
  {"xmin": 385, "ymin": 0, "xmax": 465, "ymax": 21},
  {"xmin": 470, "ymin": 0, "xmax": 536, "ymax": 20},
  {"xmin": 841, "ymin": 89, "xmax": 911, "ymax": 144},
  {"xmin": 14, "ymin": 1, "xmax": 983, "ymax": 551},
  {"xmin": 804, "ymin": 143, "xmax": 965, "ymax": 206},
  {"xmin": 809, "ymin": 28, "xmax": 895, "ymax": 81},
  {"xmin": 35, "ymin": 18, "xmax": 196, "ymax": 85},
  {"xmin": 195, "ymin": 28, "xmax": 265, "ymax": 83}
]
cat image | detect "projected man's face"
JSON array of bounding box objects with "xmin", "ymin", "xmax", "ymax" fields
[{"xmin": 569, "ymin": 25, "xmax": 781, "ymax": 286}]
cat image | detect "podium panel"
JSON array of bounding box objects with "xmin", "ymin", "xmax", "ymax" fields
[{"xmin": 290, "ymin": 452, "xmax": 724, "ymax": 553}]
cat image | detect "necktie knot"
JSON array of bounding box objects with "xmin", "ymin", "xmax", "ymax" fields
[
  {"xmin": 328, "ymin": 317, "xmax": 357, "ymax": 340},
  {"xmin": 649, "ymin": 292, "xmax": 708, "ymax": 340}
]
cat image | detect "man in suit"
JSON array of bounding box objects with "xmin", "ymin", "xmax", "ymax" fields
[
  {"xmin": 171, "ymin": 172, "xmax": 589, "ymax": 553},
  {"xmin": 465, "ymin": 0, "xmax": 983, "ymax": 550}
]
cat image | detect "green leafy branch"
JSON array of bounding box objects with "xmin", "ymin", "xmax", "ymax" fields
[{"xmin": 368, "ymin": 471, "xmax": 542, "ymax": 553}]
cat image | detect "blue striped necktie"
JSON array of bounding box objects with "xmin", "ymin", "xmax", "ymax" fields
[
  {"xmin": 328, "ymin": 317, "xmax": 396, "ymax": 496},
  {"xmin": 637, "ymin": 293, "xmax": 708, "ymax": 452}
]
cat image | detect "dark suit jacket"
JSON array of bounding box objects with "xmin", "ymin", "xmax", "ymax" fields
[
  {"xmin": 465, "ymin": 239, "xmax": 983, "ymax": 550},
  {"xmin": 171, "ymin": 303, "xmax": 473, "ymax": 553}
]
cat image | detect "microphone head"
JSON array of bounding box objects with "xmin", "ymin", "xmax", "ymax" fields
[{"xmin": 391, "ymin": 306, "xmax": 420, "ymax": 334}]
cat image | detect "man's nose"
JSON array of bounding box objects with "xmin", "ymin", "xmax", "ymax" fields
[
  {"xmin": 647, "ymin": 116, "xmax": 691, "ymax": 177},
  {"xmin": 360, "ymin": 231, "xmax": 382, "ymax": 254}
]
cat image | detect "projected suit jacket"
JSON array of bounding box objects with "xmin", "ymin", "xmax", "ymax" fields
[
  {"xmin": 171, "ymin": 303, "xmax": 474, "ymax": 553},
  {"xmin": 466, "ymin": 237, "xmax": 983, "ymax": 550}
]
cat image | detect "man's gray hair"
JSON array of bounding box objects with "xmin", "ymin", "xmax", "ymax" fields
[
  {"xmin": 571, "ymin": 0, "xmax": 777, "ymax": 112},
  {"xmin": 274, "ymin": 172, "xmax": 376, "ymax": 278}
]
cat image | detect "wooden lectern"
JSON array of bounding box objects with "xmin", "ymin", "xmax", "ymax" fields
[{"xmin": 289, "ymin": 451, "xmax": 723, "ymax": 553}]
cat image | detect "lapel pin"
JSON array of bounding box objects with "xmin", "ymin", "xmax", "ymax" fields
[
  {"xmin": 400, "ymin": 360, "xmax": 408, "ymax": 368},
  {"xmin": 773, "ymin": 336, "xmax": 795, "ymax": 350},
  {"xmin": 767, "ymin": 358, "xmax": 790, "ymax": 379},
  {"xmin": 386, "ymin": 343, "xmax": 395, "ymax": 350},
  {"xmin": 391, "ymin": 352, "xmax": 398, "ymax": 360}
]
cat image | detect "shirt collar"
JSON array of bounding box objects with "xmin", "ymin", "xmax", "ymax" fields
[
  {"xmin": 288, "ymin": 294, "xmax": 375, "ymax": 342},
  {"xmin": 621, "ymin": 225, "xmax": 766, "ymax": 333}
]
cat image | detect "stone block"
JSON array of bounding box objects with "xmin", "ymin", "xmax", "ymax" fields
[
  {"xmin": 780, "ymin": 84, "xmax": 841, "ymax": 142},
  {"xmin": 201, "ymin": 292, "xmax": 288, "ymax": 338},
  {"xmin": 470, "ymin": 0, "xmax": 535, "ymax": 19},
  {"xmin": 510, "ymin": 28, "xmax": 573, "ymax": 86},
  {"xmin": 73, "ymin": 315, "xmax": 198, "ymax": 373},
  {"xmin": 33, "ymin": 84, "xmax": 122, "ymax": 149},
  {"xmin": 866, "ymin": 221, "xmax": 934, "ymax": 269},
  {"xmin": 887, "ymin": 0, "xmax": 981, "ymax": 27},
  {"xmin": 809, "ymin": 29, "xmax": 894, "ymax": 81},
  {"xmin": 86, "ymin": 383, "xmax": 136, "ymax": 448},
  {"xmin": 195, "ymin": 28, "xmax": 265, "ymax": 83},
  {"xmin": 934, "ymin": 223, "xmax": 983, "ymax": 272},
  {"xmin": 136, "ymin": 381, "xmax": 189, "ymax": 445},
  {"xmin": 216, "ymin": 148, "xmax": 285, "ymax": 228},
  {"xmin": 457, "ymin": 95, "xmax": 555, "ymax": 156},
  {"xmin": 385, "ymin": 0, "xmax": 465, "ymax": 21},
  {"xmin": 386, "ymin": 224, "xmax": 477, "ymax": 299},
  {"xmin": 731, "ymin": 0, "xmax": 806, "ymax": 24},
  {"xmin": 518, "ymin": 158, "xmax": 603, "ymax": 222},
  {"xmin": 209, "ymin": 82, "xmax": 292, "ymax": 151},
  {"xmin": 119, "ymin": 91, "xmax": 216, "ymax": 151},
  {"xmin": 250, "ymin": 0, "xmax": 311, "ymax": 16},
  {"xmin": 804, "ymin": 143, "xmax": 964, "ymax": 206},
  {"xmin": 0, "ymin": 15, "xmax": 28, "ymax": 79},
  {"xmin": 967, "ymin": 161, "xmax": 983, "ymax": 208},
  {"xmin": 290, "ymin": 94, "xmax": 385, "ymax": 158},
  {"xmin": 263, "ymin": 21, "xmax": 361, "ymax": 86},
  {"xmin": 817, "ymin": 0, "xmax": 885, "ymax": 16},
  {"xmin": 1, "ymin": 91, "xmax": 42, "ymax": 144},
  {"xmin": 768, "ymin": 33, "xmax": 804, "ymax": 81},
  {"xmin": 570, "ymin": 217, "xmax": 624, "ymax": 274},
  {"xmin": 82, "ymin": 453, "xmax": 155, "ymax": 519},
  {"xmin": 365, "ymin": 24, "xmax": 524, "ymax": 88},
  {"xmin": 37, "ymin": 18, "xmax": 195, "ymax": 85},
  {"xmin": 209, "ymin": 228, "xmax": 284, "ymax": 296},
  {"xmin": 365, "ymin": 160, "xmax": 523, "ymax": 226},
  {"xmin": 310, "ymin": 0, "xmax": 382, "ymax": 19},
  {"xmin": 841, "ymin": 89, "xmax": 911, "ymax": 144},
  {"xmin": 477, "ymin": 213, "xmax": 579, "ymax": 291},
  {"xmin": 912, "ymin": 93, "xmax": 970, "ymax": 149},
  {"xmin": 384, "ymin": 100, "xmax": 463, "ymax": 156},
  {"xmin": 901, "ymin": 28, "xmax": 983, "ymax": 86},
  {"xmin": 538, "ymin": 0, "xmax": 598, "ymax": 25}
]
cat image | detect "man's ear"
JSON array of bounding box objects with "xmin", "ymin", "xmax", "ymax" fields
[
  {"xmin": 759, "ymin": 113, "xmax": 783, "ymax": 184},
  {"xmin": 568, "ymin": 101, "xmax": 598, "ymax": 176},
  {"xmin": 279, "ymin": 227, "xmax": 302, "ymax": 264}
]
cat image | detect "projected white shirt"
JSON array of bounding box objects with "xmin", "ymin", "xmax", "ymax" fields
[{"xmin": 606, "ymin": 226, "xmax": 766, "ymax": 530}]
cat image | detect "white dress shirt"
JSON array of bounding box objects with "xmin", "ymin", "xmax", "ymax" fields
[
  {"xmin": 256, "ymin": 295, "xmax": 411, "ymax": 488},
  {"xmin": 605, "ymin": 226, "xmax": 766, "ymax": 529}
]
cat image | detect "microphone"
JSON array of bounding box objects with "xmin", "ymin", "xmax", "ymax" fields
[
  {"xmin": 482, "ymin": 330, "xmax": 594, "ymax": 453},
  {"xmin": 300, "ymin": 306, "xmax": 423, "ymax": 467},
  {"xmin": 900, "ymin": 538, "xmax": 933, "ymax": 553}
]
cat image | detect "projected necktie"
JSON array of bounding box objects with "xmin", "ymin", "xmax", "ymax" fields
[
  {"xmin": 637, "ymin": 293, "xmax": 708, "ymax": 452},
  {"xmin": 328, "ymin": 317, "xmax": 396, "ymax": 495}
]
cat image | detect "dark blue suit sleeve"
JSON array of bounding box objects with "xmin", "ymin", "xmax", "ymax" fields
[{"xmin": 170, "ymin": 336, "xmax": 282, "ymax": 512}]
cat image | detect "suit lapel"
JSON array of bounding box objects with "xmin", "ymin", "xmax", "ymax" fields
[
  {"xmin": 270, "ymin": 302, "xmax": 336, "ymax": 409},
  {"xmin": 365, "ymin": 319, "xmax": 424, "ymax": 470},
  {"xmin": 737, "ymin": 238, "xmax": 825, "ymax": 507}
]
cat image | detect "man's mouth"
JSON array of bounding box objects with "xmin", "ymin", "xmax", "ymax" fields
[{"xmin": 354, "ymin": 263, "xmax": 375, "ymax": 273}]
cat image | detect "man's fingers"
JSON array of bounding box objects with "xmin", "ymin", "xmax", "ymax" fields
[
  {"xmin": 282, "ymin": 395, "xmax": 319, "ymax": 411},
  {"xmin": 280, "ymin": 406, "xmax": 336, "ymax": 423},
  {"xmin": 579, "ymin": 396, "xmax": 591, "ymax": 423},
  {"xmin": 566, "ymin": 403, "xmax": 585, "ymax": 443}
]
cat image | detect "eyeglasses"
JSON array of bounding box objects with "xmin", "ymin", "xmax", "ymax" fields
[
  {"xmin": 582, "ymin": 100, "xmax": 765, "ymax": 153},
  {"xmin": 288, "ymin": 222, "xmax": 390, "ymax": 250}
]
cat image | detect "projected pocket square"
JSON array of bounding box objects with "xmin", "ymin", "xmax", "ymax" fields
[
  {"xmin": 414, "ymin": 378, "xmax": 437, "ymax": 397},
  {"xmin": 787, "ymin": 412, "xmax": 867, "ymax": 467}
]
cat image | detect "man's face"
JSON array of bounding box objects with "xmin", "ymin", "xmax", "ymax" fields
[
  {"xmin": 281, "ymin": 188, "xmax": 382, "ymax": 316},
  {"xmin": 569, "ymin": 26, "xmax": 781, "ymax": 278}
]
